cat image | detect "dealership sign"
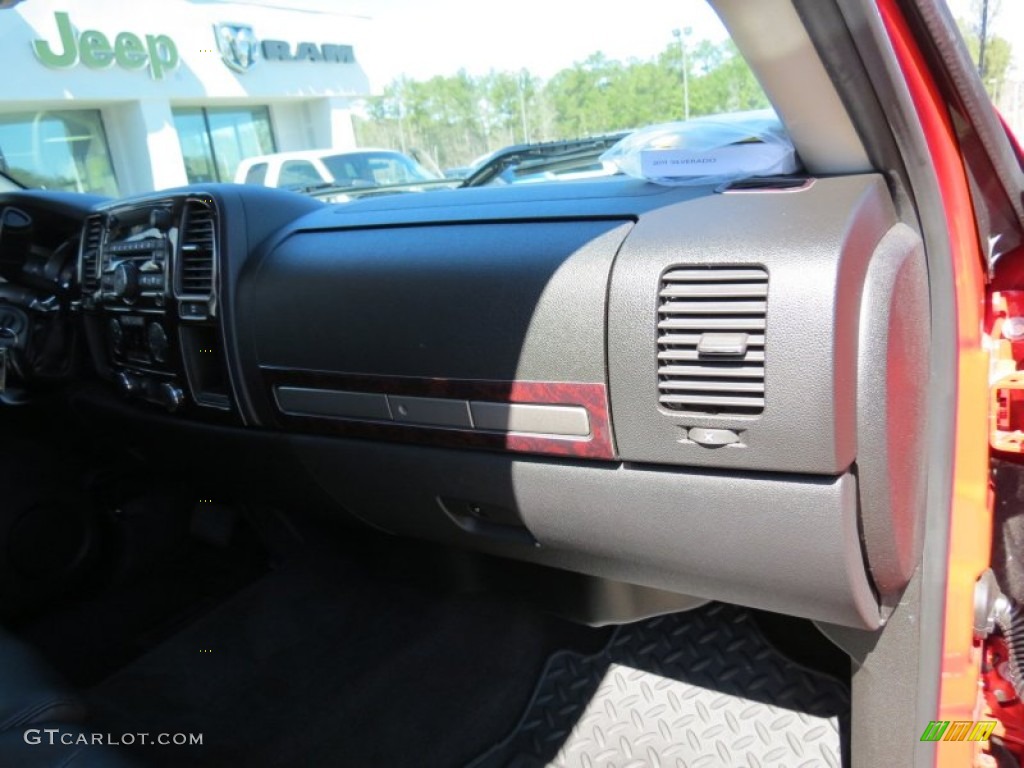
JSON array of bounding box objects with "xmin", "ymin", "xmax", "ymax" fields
[
  {"xmin": 214, "ymin": 21, "xmax": 355, "ymax": 74},
  {"xmin": 30, "ymin": 12, "xmax": 354, "ymax": 80},
  {"xmin": 214, "ymin": 23, "xmax": 259, "ymax": 74},
  {"xmin": 32, "ymin": 12, "xmax": 179, "ymax": 80}
]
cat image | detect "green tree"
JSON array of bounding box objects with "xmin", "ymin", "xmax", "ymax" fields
[
  {"xmin": 960, "ymin": 22, "xmax": 1013, "ymax": 101},
  {"xmin": 355, "ymin": 36, "xmax": 772, "ymax": 170},
  {"xmin": 689, "ymin": 42, "xmax": 770, "ymax": 116}
]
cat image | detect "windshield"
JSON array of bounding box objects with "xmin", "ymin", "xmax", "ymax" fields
[
  {"xmin": 0, "ymin": 0, "xmax": 1013, "ymax": 198},
  {"xmin": 0, "ymin": 167, "xmax": 22, "ymax": 193}
]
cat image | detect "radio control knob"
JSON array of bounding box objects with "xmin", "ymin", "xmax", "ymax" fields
[
  {"xmin": 150, "ymin": 208, "xmax": 173, "ymax": 231},
  {"xmin": 147, "ymin": 322, "xmax": 168, "ymax": 363},
  {"xmin": 115, "ymin": 371, "xmax": 138, "ymax": 397},
  {"xmin": 160, "ymin": 382, "xmax": 185, "ymax": 412},
  {"xmin": 108, "ymin": 318, "xmax": 123, "ymax": 353},
  {"xmin": 112, "ymin": 262, "xmax": 139, "ymax": 300}
]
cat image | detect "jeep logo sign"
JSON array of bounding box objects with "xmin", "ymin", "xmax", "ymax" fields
[{"xmin": 32, "ymin": 12, "xmax": 179, "ymax": 80}]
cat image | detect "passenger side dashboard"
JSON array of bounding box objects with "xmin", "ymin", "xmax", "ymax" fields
[{"xmin": 67, "ymin": 175, "xmax": 929, "ymax": 630}]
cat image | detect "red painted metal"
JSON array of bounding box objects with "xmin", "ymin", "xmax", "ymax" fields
[
  {"xmin": 877, "ymin": 2, "xmax": 992, "ymax": 766},
  {"xmin": 983, "ymin": 637, "xmax": 1024, "ymax": 762}
]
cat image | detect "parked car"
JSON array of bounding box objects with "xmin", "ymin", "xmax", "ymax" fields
[
  {"xmin": 234, "ymin": 148, "xmax": 439, "ymax": 191},
  {"xmin": 460, "ymin": 133, "xmax": 630, "ymax": 187}
]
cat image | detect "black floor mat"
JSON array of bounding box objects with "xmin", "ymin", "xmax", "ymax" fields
[
  {"xmin": 471, "ymin": 602, "xmax": 850, "ymax": 767},
  {"xmin": 87, "ymin": 556, "xmax": 607, "ymax": 768},
  {"xmin": 14, "ymin": 537, "xmax": 266, "ymax": 687}
]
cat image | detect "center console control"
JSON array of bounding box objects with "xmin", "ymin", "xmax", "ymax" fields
[{"xmin": 79, "ymin": 196, "xmax": 230, "ymax": 415}]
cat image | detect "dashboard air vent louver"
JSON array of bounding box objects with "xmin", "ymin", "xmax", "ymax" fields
[
  {"xmin": 657, "ymin": 266, "xmax": 767, "ymax": 416},
  {"xmin": 79, "ymin": 215, "xmax": 103, "ymax": 294},
  {"xmin": 178, "ymin": 200, "xmax": 216, "ymax": 296}
]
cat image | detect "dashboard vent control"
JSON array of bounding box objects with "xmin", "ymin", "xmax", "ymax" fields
[
  {"xmin": 178, "ymin": 201, "xmax": 216, "ymax": 297},
  {"xmin": 79, "ymin": 215, "xmax": 104, "ymax": 294},
  {"xmin": 657, "ymin": 266, "xmax": 767, "ymax": 415}
]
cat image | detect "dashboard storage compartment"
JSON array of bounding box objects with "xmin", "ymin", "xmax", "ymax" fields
[
  {"xmin": 291, "ymin": 436, "xmax": 880, "ymax": 629},
  {"xmin": 180, "ymin": 324, "xmax": 230, "ymax": 410},
  {"xmin": 239, "ymin": 217, "xmax": 631, "ymax": 459},
  {"xmin": 241, "ymin": 219, "xmax": 631, "ymax": 387}
]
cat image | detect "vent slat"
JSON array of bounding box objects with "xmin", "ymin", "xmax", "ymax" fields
[
  {"xmin": 657, "ymin": 364, "xmax": 764, "ymax": 378},
  {"xmin": 658, "ymin": 266, "xmax": 767, "ymax": 415},
  {"xmin": 659, "ymin": 394, "xmax": 765, "ymax": 408},
  {"xmin": 658, "ymin": 317, "xmax": 766, "ymax": 331},
  {"xmin": 659, "ymin": 299, "xmax": 767, "ymax": 315},
  {"xmin": 79, "ymin": 215, "xmax": 104, "ymax": 293},
  {"xmin": 662, "ymin": 268, "xmax": 767, "ymax": 283},
  {"xmin": 178, "ymin": 202, "xmax": 216, "ymax": 296},
  {"xmin": 658, "ymin": 333, "xmax": 765, "ymax": 347},
  {"xmin": 659, "ymin": 380, "xmax": 765, "ymax": 393},
  {"xmin": 659, "ymin": 283, "xmax": 768, "ymax": 298},
  {"xmin": 657, "ymin": 349, "xmax": 765, "ymax": 363}
]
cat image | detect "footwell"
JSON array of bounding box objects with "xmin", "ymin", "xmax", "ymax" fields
[{"xmin": 471, "ymin": 602, "xmax": 849, "ymax": 767}]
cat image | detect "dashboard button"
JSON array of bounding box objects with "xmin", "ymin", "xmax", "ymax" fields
[
  {"xmin": 687, "ymin": 427, "xmax": 741, "ymax": 447},
  {"xmin": 388, "ymin": 396, "xmax": 472, "ymax": 428},
  {"xmin": 179, "ymin": 301, "xmax": 208, "ymax": 320},
  {"xmin": 112, "ymin": 262, "xmax": 139, "ymax": 300},
  {"xmin": 108, "ymin": 318, "xmax": 123, "ymax": 353},
  {"xmin": 148, "ymin": 322, "xmax": 169, "ymax": 363},
  {"xmin": 160, "ymin": 382, "xmax": 185, "ymax": 412},
  {"xmin": 469, "ymin": 402, "xmax": 591, "ymax": 436},
  {"xmin": 275, "ymin": 387, "xmax": 391, "ymax": 420},
  {"xmin": 115, "ymin": 371, "xmax": 139, "ymax": 397}
]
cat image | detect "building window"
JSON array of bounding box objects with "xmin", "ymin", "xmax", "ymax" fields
[
  {"xmin": 172, "ymin": 106, "xmax": 276, "ymax": 183},
  {"xmin": 0, "ymin": 110, "xmax": 118, "ymax": 195}
]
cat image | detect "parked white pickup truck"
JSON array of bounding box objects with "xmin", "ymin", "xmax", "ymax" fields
[{"xmin": 234, "ymin": 148, "xmax": 439, "ymax": 191}]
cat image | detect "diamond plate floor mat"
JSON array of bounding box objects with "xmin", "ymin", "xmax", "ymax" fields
[{"xmin": 470, "ymin": 602, "xmax": 849, "ymax": 768}]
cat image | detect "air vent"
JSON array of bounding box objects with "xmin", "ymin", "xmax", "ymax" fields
[
  {"xmin": 657, "ymin": 266, "xmax": 767, "ymax": 415},
  {"xmin": 178, "ymin": 200, "xmax": 216, "ymax": 296},
  {"xmin": 79, "ymin": 215, "xmax": 103, "ymax": 294}
]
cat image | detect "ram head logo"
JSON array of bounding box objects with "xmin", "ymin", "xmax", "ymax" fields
[{"xmin": 214, "ymin": 22, "xmax": 259, "ymax": 73}]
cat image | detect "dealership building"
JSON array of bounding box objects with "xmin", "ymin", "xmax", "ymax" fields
[{"xmin": 0, "ymin": 0, "xmax": 371, "ymax": 196}]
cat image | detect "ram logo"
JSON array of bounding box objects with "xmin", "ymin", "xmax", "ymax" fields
[{"xmin": 214, "ymin": 22, "xmax": 259, "ymax": 73}]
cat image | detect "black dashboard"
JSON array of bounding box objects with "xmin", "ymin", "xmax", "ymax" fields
[{"xmin": 0, "ymin": 175, "xmax": 932, "ymax": 630}]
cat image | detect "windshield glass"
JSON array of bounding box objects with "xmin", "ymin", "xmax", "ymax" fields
[
  {"xmin": 0, "ymin": 172, "xmax": 21, "ymax": 193},
  {"xmin": 0, "ymin": 0, "xmax": 787, "ymax": 198},
  {"xmin": 4, "ymin": 0, "xmax": 1012, "ymax": 198},
  {"xmin": 0, "ymin": 1, "xmax": 777, "ymax": 197}
]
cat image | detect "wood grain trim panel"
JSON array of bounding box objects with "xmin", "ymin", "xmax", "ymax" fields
[{"xmin": 261, "ymin": 367, "xmax": 616, "ymax": 460}]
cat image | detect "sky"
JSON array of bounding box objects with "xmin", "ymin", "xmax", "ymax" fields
[
  {"xmin": 355, "ymin": 0, "xmax": 728, "ymax": 89},
  {"xmin": 224, "ymin": 0, "xmax": 1023, "ymax": 89},
  {"xmin": 226, "ymin": 0, "xmax": 728, "ymax": 90}
]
